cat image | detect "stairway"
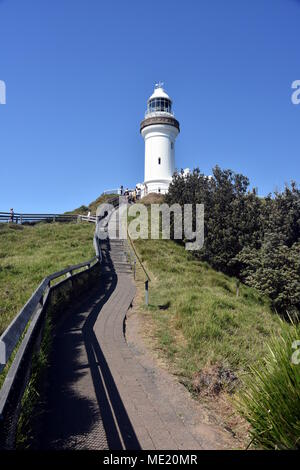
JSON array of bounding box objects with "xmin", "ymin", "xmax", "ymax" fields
[
  {"xmin": 107, "ymin": 239, "xmax": 132, "ymax": 274},
  {"xmin": 97, "ymin": 203, "xmax": 133, "ymax": 275}
]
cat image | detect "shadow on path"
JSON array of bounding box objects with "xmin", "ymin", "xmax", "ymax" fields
[{"xmin": 36, "ymin": 241, "xmax": 140, "ymax": 450}]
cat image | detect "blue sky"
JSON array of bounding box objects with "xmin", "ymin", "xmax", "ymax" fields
[{"xmin": 0, "ymin": 0, "xmax": 299, "ymax": 212}]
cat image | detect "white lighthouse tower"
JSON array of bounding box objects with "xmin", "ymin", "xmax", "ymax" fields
[{"xmin": 140, "ymin": 83, "xmax": 180, "ymax": 195}]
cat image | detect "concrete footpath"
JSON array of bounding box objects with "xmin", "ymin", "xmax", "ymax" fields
[{"xmin": 37, "ymin": 206, "xmax": 234, "ymax": 450}]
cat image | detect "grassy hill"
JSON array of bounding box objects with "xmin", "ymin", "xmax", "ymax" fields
[
  {"xmin": 0, "ymin": 191, "xmax": 116, "ymax": 335},
  {"xmin": 130, "ymin": 230, "xmax": 286, "ymax": 444},
  {"xmin": 0, "ymin": 222, "xmax": 95, "ymax": 337},
  {"xmin": 129, "ymin": 198, "xmax": 287, "ymax": 443},
  {"xmin": 133, "ymin": 235, "xmax": 281, "ymax": 378},
  {"xmin": 65, "ymin": 193, "xmax": 119, "ymax": 216}
]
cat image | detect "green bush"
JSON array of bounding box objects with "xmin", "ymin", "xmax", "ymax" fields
[
  {"xmin": 166, "ymin": 168, "xmax": 300, "ymax": 315},
  {"xmin": 236, "ymin": 319, "xmax": 300, "ymax": 449}
]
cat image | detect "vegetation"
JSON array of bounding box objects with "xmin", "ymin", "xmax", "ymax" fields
[
  {"xmin": 0, "ymin": 221, "xmax": 95, "ymax": 337},
  {"xmin": 132, "ymin": 185, "xmax": 299, "ymax": 448},
  {"xmin": 16, "ymin": 314, "xmax": 52, "ymax": 449},
  {"xmin": 133, "ymin": 233, "xmax": 280, "ymax": 379},
  {"xmin": 140, "ymin": 193, "xmax": 166, "ymax": 206},
  {"xmin": 166, "ymin": 167, "xmax": 300, "ymax": 317},
  {"xmin": 236, "ymin": 319, "xmax": 300, "ymax": 449},
  {"xmin": 1, "ymin": 179, "xmax": 298, "ymax": 448},
  {"xmin": 66, "ymin": 193, "xmax": 119, "ymax": 215}
]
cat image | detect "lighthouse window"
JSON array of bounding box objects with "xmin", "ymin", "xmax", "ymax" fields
[
  {"xmin": 171, "ymin": 142, "xmax": 174, "ymax": 149},
  {"xmin": 148, "ymin": 98, "xmax": 171, "ymax": 113},
  {"xmin": 158, "ymin": 158, "xmax": 161, "ymax": 165}
]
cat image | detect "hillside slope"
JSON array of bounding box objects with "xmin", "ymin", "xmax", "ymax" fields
[
  {"xmin": 130, "ymin": 232, "xmax": 285, "ymax": 443},
  {"xmin": 66, "ymin": 193, "xmax": 119, "ymax": 216},
  {"xmin": 132, "ymin": 235, "xmax": 281, "ymax": 380},
  {"xmin": 0, "ymin": 222, "xmax": 95, "ymax": 336}
]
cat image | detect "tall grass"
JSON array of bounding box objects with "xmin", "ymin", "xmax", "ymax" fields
[
  {"xmin": 131, "ymin": 205, "xmax": 298, "ymax": 446},
  {"xmin": 236, "ymin": 319, "xmax": 300, "ymax": 449},
  {"xmin": 133, "ymin": 234, "xmax": 281, "ymax": 378},
  {"xmin": 16, "ymin": 314, "xmax": 53, "ymax": 448}
]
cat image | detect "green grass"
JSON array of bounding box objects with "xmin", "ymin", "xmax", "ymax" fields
[
  {"xmin": 16, "ymin": 314, "xmax": 53, "ymax": 449},
  {"xmin": 131, "ymin": 206, "xmax": 300, "ymax": 447},
  {"xmin": 236, "ymin": 319, "xmax": 300, "ymax": 449},
  {"xmin": 133, "ymin": 235, "xmax": 282, "ymax": 379},
  {"xmin": 0, "ymin": 221, "xmax": 95, "ymax": 337}
]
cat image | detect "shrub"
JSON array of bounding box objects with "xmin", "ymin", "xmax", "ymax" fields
[
  {"xmin": 235, "ymin": 319, "xmax": 300, "ymax": 449},
  {"xmin": 166, "ymin": 168, "xmax": 300, "ymax": 315}
]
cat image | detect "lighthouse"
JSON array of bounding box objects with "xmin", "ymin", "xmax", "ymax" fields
[{"xmin": 140, "ymin": 83, "xmax": 180, "ymax": 195}]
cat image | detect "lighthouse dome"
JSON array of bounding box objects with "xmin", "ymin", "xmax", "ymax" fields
[{"xmin": 148, "ymin": 83, "xmax": 172, "ymax": 102}]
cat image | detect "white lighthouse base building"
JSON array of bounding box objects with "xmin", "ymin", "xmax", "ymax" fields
[{"xmin": 140, "ymin": 83, "xmax": 180, "ymax": 197}]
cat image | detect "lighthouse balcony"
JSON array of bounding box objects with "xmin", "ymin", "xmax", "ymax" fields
[
  {"xmin": 140, "ymin": 115, "xmax": 180, "ymax": 133},
  {"xmin": 144, "ymin": 110, "xmax": 175, "ymax": 119}
]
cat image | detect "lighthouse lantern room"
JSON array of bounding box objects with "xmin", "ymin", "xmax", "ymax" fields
[{"xmin": 140, "ymin": 83, "xmax": 180, "ymax": 196}]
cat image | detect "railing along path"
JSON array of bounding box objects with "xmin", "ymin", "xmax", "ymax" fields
[{"xmin": 0, "ymin": 197, "xmax": 119, "ymax": 449}]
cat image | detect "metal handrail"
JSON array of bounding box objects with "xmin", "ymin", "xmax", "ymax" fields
[
  {"xmin": 0, "ymin": 212, "xmax": 98, "ymax": 224},
  {"xmin": 0, "ymin": 207, "xmax": 110, "ymax": 372},
  {"xmin": 0, "ymin": 212, "xmax": 76, "ymax": 217},
  {"xmin": 0, "ymin": 258, "xmax": 101, "ymax": 448},
  {"xmin": 127, "ymin": 230, "xmax": 151, "ymax": 282},
  {"xmin": 0, "ymin": 195, "xmax": 120, "ymax": 370},
  {"xmin": 144, "ymin": 110, "xmax": 175, "ymax": 119},
  {"xmin": 126, "ymin": 227, "xmax": 151, "ymax": 305},
  {"xmin": 0, "ymin": 256, "xmax": 99, "ymax": 373},
  {"xmin": 0, "ymin": 195, "xmax": 121, "ymax": 449}
]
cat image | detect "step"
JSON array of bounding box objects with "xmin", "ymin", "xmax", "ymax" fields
[
  {"xmin": 112, "ymin": 261, "xmax": 132, "ymax": 267},
  {"xmin": 110, "ymin": 253, "xmax": 127, "ymax": 258}
]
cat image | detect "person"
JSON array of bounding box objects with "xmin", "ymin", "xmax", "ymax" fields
[
  {"xmin": 9, "ymin": 208, "xmax": 14, "ymax": 223},
  {"xmin": 124, "ymin": 188, "xmax": 129, "ymax": 201},
  {"xmin": 136, "ymin": 186, "xmax": 141, "ymax": 200},
  {"xmin": 132, "ymin": 188, "xmax": 136, "ymax": 203},
  {"xmin": 120, "ymin": 185, "xmax": 124, "ymax": 196}
]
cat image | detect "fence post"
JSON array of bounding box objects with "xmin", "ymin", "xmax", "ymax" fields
[
  {"xmin": 145, "ymin": 279, "xmax": 149, "ymax": 306},
  {"xmin": 38, "ymin": 294, "xmax": 44, "ymax": 308}
]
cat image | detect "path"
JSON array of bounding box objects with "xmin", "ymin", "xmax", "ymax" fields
[{"xmin": 36, "ymin": 205, "xmax": 234, "ymax": 450}]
